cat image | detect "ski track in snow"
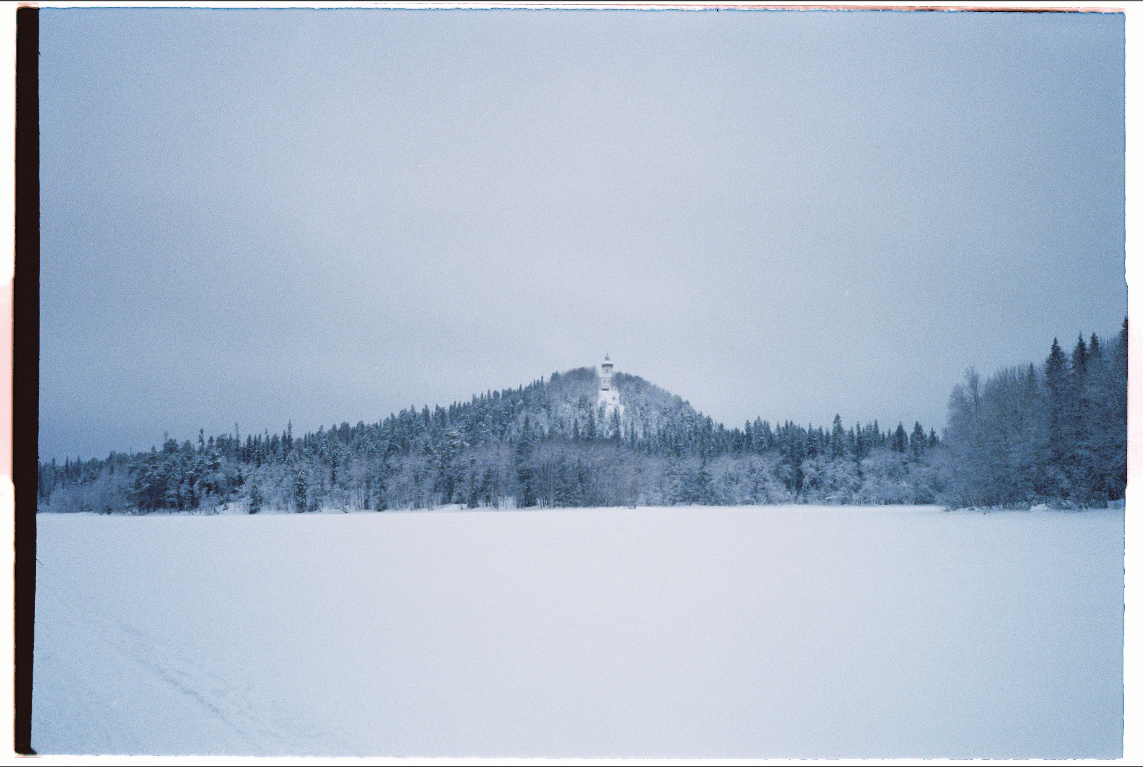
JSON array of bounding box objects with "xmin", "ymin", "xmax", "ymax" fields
[
  {"xmin": 32, "ymin": 505, "xmax": 1124, "ymax": 758},
  {"xmin": 36, "ymin": 578, "xmax": 344, "ymax": 757},
  {"xmin": 34, "ymin": 515, "xmax": 367, "ymax": 756},
  {"xmin": 102, "ymin": 615, "xmax": 341, "ymax": 751}
]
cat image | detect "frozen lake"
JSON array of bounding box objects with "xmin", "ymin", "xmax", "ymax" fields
[{"xmin": 32, "ymin": 505, "xmax": 1123, "ymax": 758}]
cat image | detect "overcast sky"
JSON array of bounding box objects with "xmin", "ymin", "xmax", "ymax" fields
[{"xmin": 38, "ymin": 8, "xmax": 1125, "ymax": 462}]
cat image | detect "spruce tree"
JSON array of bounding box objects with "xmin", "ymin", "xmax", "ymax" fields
[
  {"xmin": 248, "ymin": 483, "xmax": 263, "ymax": 514},
  {"xmin": 514, "ymin": 416, "xmax": 536, "ymax": 507},
  {"xmin": 293, "ymin": 469, "xmax": 308, "ymax": 513},
  {"xmin": 910, "ymin": 422, "xmax": 926, "ymax": 461},
  {"xmin": 892, "ymin": 423, "xmax": 908, "ymax": 453},
  {"xmin": 1067, "ymin": 335, "xmax": 1092, "ymax": 501},
  {"xmin": 437, "ymin": 428, "xmax": 467, "ymax": 502},
  {"xmin": 1043, "ymin": 338, "xmax": 1069, "ymax": 494},
  {"xmin": 1109, "ymin": 318, "xmax": 1128, "ymax": 498},
  {"xmin": 1083, "ymin": 334, "xmax": 1109, "ymax": 502},
  {"xmin": 830, "ymin": 415, "xmax": 846, "ymax": 458}
]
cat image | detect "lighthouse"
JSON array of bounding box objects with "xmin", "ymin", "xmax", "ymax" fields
[
  {"xmin": 598, "ymin": 354, "xmax": 621, "ymax": 416},
  {"xmin": 600, "ymin": 355, "xmax": 614, "ymax": 391}
]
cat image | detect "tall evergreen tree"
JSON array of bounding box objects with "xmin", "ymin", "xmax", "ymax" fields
[
  {"xmin": 910, "ymin": 422, "xmax": 926, "ymax": 461},
  {"xmin": 436, "ymin": 428, "xmax": 468, "ymax": 503},
  {"xmin": 1109, "ymin": 319, "xmax": 1129, "ymax": 498},
  {"xmin": 1043, "ymin": 338, "xmax": 1069, "ymax": 495},
  {"xmin": 293, "ymin": 469, "xmax": 308, "ymax": 513},
  {"xmin": 830, "ymin": 415, "xmax": 846, "ymax": 458},
  {"xmin": 248, "ymin": 482, "xmax": 263, "ymax": 514},
  {"xmin": 514, "ymin": 416, "xmax": 536, "ymax": 507},
  {"xmin": 1066, "ymin": 335, "xmax": 1092, "ymax": 501},
  {"xmin": 892, "ymin": 423, "xmax": 908, "ymax": 453}
]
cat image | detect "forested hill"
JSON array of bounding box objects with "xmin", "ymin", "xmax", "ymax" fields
[
  {"xmin": 37, "ymin": 365, "xmax": 940, "ymax": 513},
  {"xmin": 38, "ymin": 321, "xmax": 1126, "ymax": 513}
]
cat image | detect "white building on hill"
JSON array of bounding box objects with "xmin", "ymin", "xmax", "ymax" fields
[{"xmin": 598, "ymin": 354, "xmax": 622, "ymax": 417}]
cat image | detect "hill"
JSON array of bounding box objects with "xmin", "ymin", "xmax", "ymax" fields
[
  {"xmin": 38, "ymin": 364, "xmax": 939, "ymax": 513},
  {"xmin": 38, "ymin": 321, "xmax": 1127, "ymax": 513}
]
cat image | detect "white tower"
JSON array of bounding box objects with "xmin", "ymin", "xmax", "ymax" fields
[
  {"xmin": 600, "ymin": 355, "xmax": 614, "ymax": 391},
  {"xmin": 598, "ymin": 354, "xmax": 622, "ymax": 417}
]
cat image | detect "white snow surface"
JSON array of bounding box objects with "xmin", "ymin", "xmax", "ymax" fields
[{"xmin": 33, "ymin": 505, "xmax": 1123, "ymax": 758}]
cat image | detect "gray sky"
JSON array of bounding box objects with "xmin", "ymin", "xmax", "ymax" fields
[{"xmin": 39, "ymin": 8, "xmax": 1126, "ymax": 462}]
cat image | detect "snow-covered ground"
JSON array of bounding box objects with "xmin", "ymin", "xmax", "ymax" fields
[{"xmin": 33, "ymin": 505, "xmax": 1123, "ymax": 758}]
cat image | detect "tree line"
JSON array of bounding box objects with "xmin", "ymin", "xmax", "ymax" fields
[
  {"xmin": 942, "ymin": 319, "xmax": 1127, "ymax": 509},
  {"xmin": 38, "ymin": 322, "xmax": 1125, "ymax": 513}
]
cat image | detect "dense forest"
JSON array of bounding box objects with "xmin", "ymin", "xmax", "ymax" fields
[
  {"xmin": 38, "ymin": 322, "xmax": 1127, "ymax": 513},
  {"xmin": 941, "ymin": 320, "xmax": 1128, "ymax": 509}
]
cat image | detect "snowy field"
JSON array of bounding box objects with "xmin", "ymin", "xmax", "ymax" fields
[{"xmin": 33, "ymin": 505, "xmax": 1122, "ymax": 758}]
